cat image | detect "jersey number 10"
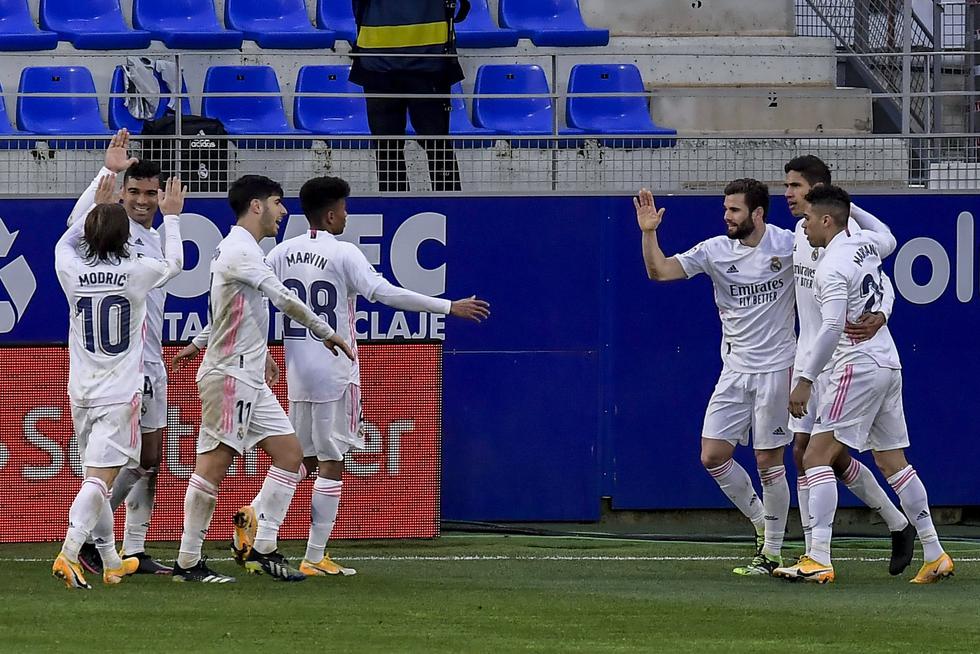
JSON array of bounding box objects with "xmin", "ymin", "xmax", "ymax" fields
[{"xmin": 76, "ymin": 295, "xmax": 132, "ymax": 355}]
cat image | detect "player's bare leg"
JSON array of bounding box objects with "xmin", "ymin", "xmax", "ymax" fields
[
  {"xmin": 873, "ymin": 448, "xmax": 953, "ymax": 584},
  {"xmin": 300, "ymin": 456, "xmax": 356, "ymax": 577}
]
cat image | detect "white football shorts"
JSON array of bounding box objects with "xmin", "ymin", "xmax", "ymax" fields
[
  {"xmin": 788, "ymin": 370, "xmax": 830, "ymax": 435},
  {"xmin": 290, "ymin": 384, "xmax": 364, "ymax": 462},
  {"xmin": 141, "ymin": 361, "xmax": 168, "ymax": 433},
  {"xmin": 813, "ymin": 357, "xmax": 909, "ymax": 453},
  {"xmin": 197, "ymin": 373, "xmax": 294, "ymax": 456},
  {"xmin": 702, "ymin": 366, "xmax": 793, "ymax": 450},
  {"xmin": 72, "ymin": 393, "xmax": 142, "ymax": 469}
]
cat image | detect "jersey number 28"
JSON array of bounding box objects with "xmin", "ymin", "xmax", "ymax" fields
[{"xmin": 282, "ymin": 279, "xmax": 339, "ymax": 338}]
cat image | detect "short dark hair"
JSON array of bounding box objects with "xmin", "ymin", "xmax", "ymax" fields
[
  {"xmin": 300, "ymin": 176, "xmax": 351, "ymax": 228},
  {"xmin": 228, "ymin": 175, "xmax": 284, "ymax": 217},
  {"xmin": 83, "ymin": 203, "xmax": 130, "ymax": 264},
  {"xmin": 804, "ymin": 184, "xmax": 851, "ymax": 227},
  {"xmin": 123, "ymin": 159, "xmax": 162, "ymax": 186},
  {"xmin": 784, "ymin": 155, "xmax": 832, "ymax": 187},
  {"xmin": 723, "ymin": 178, "xmax": 770, "ymax": 220}
]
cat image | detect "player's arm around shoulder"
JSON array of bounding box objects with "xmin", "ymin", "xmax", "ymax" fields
[{"xmin": 634, "ymin": 188, "xmax": 688, "ymax": 282}]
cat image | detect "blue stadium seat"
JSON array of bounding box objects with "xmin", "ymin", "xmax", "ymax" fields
[
  {"xmin": 134, "ymin": 0, "xmax": 244, "ymax": 49},
  {"xmin": 294, "ymin": 65, "xmax": 370, "ymax": 138},
  {"xmin": 202, "ymin": 66, "xmax": 309, "ymax": 145},
  {"xmin": 39, "ymin": 0, "xmax": 152, "ymax": 50},
  {"xmin": 566, "ymin": 64, "xmax": 676, "ymax": 146},
  {"xmin": 226, "ymin": 0, "xmax": 335, "ymax": 49},
  {"xmin": 0, "ymin": 0, "xmax": 59, "ymax": 50},
  {"xmin": 108, "ymin": 66, "xmax": 193, "ymax": 134},
  {"xmin": 498, "ymin": 0, "xmax": 608, "ymax": 47},
  {"xmin": 472, "ymin": 64, "xmax": 580, "ymax": 139},
  {"xmin": 17, "ymin": 67, "xmax": 112, "ymax": 146},
  {"xmin": 315, "ymin": 0, "xmax": 356, "ymax": 44},
  {"xmin": 455, "ymin": 0, "xmax": 519, "ymax": 48},
  {"xmin": 0, "ymin": 81, "xmax": 33, "ymax": 149}
]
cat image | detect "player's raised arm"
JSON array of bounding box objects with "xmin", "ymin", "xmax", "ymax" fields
[
  {"xmin": 635, "ymin": 188, "xmax": 687, "ymax": 282},
  {"xmin": 151, "ymin": 176, "xmax": 186, "ymax": 286},
  {"xmin": 850, "ymin": 202, "xmax": 897, "ymax": 258},
  {"xmin": 67, "ymin": 129, "xmax": 136, "ymax": 226}
]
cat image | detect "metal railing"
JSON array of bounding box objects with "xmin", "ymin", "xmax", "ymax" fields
[{"xmin": 0, "ymin": 133, "xmax": 976, "ymax": 197}]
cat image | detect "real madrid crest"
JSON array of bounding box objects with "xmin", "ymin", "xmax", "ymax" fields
[
  {"xmin": 811, "ymin": 248, "xmax": 819, "ymax": 261},
  {"xmin": 770, "ymin": 257, "xmax": 782, "ymax": 272}
]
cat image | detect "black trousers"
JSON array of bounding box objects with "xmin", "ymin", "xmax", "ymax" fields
[{"xmin": 363, "ymin": 76, "xmax": 462, "ymax": 192}]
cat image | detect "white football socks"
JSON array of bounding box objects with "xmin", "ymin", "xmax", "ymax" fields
[
  {"xmin": 62, "ymin": 477, "xmax": 109, "ymax": 562},
  {"xmin": 253, "ymin": 466, "xmax": 300, "ymax": 555},
  {"xmin": 806, "ymin": 466, "xmax": 838, "ymax": 566},
  {"xmin": 305, "ymin": 478, "xmax": 342, "ymax": 563},
  {"xmin": 888, "ymin": 466, "xmax": 944, "ymax": 562},
  {"xmin": 839, "ymin": 458, "xmax": 908, "ymax": 532},
  {"xmin": 797, "ymin": 475, "xmax": 812, "ymax": 553},
  {"xmin": 758, "ymin": 465, "xmax": 788, "ymax": 558},
  {"xmin": 706, "ymin": 459, "xmax": 765, "ymax": 536},
  {"xmin": 176, "ymin": 474, "xmax": 218, "ymax": 569}
]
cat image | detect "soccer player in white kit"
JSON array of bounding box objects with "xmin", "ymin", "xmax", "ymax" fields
[
  {"xmin": 775, "ymin": 185, "xmax": 953, "ymax": 584},
  {"xmin": 170, "ymin": 175, "xmax": 354, "ymax": 584},
  {"xmin": 52, "ymin": 175, "xmax": 185, "ymax": 589},
  {"xmin": 636, "ymin": 179, "xmax": 794, "ymax": 576},
  {"xmin": 265, "ymin": 176, "xmax": 490, "ymax": 576},
  {"xmin": 782, "ymin": 155, "xmax": 915, "ymax": 575},
  {"xmin": 69, "ymin": 130, "xmax": 174, "ymax": 575}
]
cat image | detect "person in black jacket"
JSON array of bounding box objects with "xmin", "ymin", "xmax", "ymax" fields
[{"xmin": 350, "ymin": 0, "xmax": 468, "ymax": 192}]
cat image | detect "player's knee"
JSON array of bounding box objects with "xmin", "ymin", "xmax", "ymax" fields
[
  {"xmin": 700, "ymin": 451, "xmax": 728, "ymax": 470},
  {"xmin": 791, "ymin": 441, "xmax": 807, "ymax": 468},
  {"xmin": 318, "ymin": 459, "xmax": 343, "ymax": 480},
  {"xmin": 272, "ymin": 442, "xmax": 304, "ymax": 473}
]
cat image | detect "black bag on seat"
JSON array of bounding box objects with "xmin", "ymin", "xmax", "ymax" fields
[{"xmin": 140, "ymin": 115, "xmax": 229, "ymax": 193}]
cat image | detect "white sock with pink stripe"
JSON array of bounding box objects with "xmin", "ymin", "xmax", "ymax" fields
[
  {"xmin": 305, "ymin": 477, "xmax": 342, "ymax": 563},
  {"xmin": 91, "ymin": 496, "xmax": 124, "ymax": 570},
  {"xmin": 839, "ymin": 458, "xmax": 908, "ymax": 532},
  {"xmin": 253, "ymin": 466, "xmax": 300, "ymax": 555},
  {"xmin": 177, "ymin": 474, "xmax": 218, "ymax": 569},
  {"xmin": 758, "ymin": 465, "xmax": 788, "ymax": 558},
  {"xmin": 887, "ymin": 466, "xmax": 944, "ymax": 561},
  {"xmin": 62, "ymin": 477, "xmax": 109, "ymax": 562},
  {"xmin": 797, "ymin": 475, "xmax": 812, "ymax": 553},
  {"xmin": 806, "ymin": 466, "xmax": 838, "ymax": 566},
  {"xmin": 705, "ymin": 459, "xmax": 765, "ymax": 535}
]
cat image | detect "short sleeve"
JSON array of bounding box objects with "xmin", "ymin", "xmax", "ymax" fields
[{"xmin": 674, "ymin": 240, "xmax": 710, "ymax": 279}]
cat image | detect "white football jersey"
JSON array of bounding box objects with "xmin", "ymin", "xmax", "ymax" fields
[
  {"xmin": 675, "ymin": 225, "xmax": 796, "ymax": 373},
  {"xmin": 56, "ymin": 218, "xmax": 182, "ymax": 407},
  {"xmin": 268, "ymin": 230, "xmax": 388, "ymax": 402},
  {"xmin": 814, "ymin": 230, "xmax": 901, "ymax": 370},
  {"xmin": 68, "ymin": 169, "xmax": 168, "ymax": 366},
  {"xmin": 197, "ymin": 226, "xmax": 276, "ymax": 388}
]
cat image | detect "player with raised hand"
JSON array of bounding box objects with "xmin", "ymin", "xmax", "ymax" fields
[
  {"xmin": 261, "ymin": 176, "xmax": 489, "ymax": 577},
  {"xmin": 774, "ymin": 185, "xmax": 953, "ymax": 584},
  {"xmin": 52, "ymin": 174, "xmax": 185, "ymax": 589},
  {"xmin": 69, "ymin": 129, "xmax": 176, "ymax": 576},
  {"xmin": 636, "ymin": 180, "xmax": 795, "ymax": 576},
  {"xmin": 169, "ymin": 175, "xmax": 354, "ymax": 584},
  {"xmin": 782, "ymin": 155, "xmax": 914, "ymax": 574}
]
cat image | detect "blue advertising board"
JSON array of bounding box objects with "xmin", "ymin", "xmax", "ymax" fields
[{"xmin": 0, "ymin": 192, "xmax": 975, "ymax": 520}]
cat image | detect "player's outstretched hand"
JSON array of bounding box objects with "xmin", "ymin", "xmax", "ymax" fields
[
  {"xmin": 158, "ymin": 176, "xmax": 186, "ymax": 216},
  {"xmin": 105, "ymin": 128, "xmax": 139, "ymax": 173},
  {"xmin": 634, "ymin": 188, "xmax": 665, "ymax": 232},
  {"xmin": 450, "ymin": 296, "xmax": 490, "ymax": 322},
  {"xmin": 843, "ymin": 312, "xmax": 885, "ymax": 343},
  {"xmin": 94, "ymin": 173, "xmax": 118, "ymax": 205},
  {"xmin": 265, "ymin": 354, "xmax": 280, "ymax": 387},
  {"xmin": 172, "ymin": 343, "xmax": 201, "ymax": 371},
  {"xmin": 323, "ymin": 333, "xmax": 356, "ymax": 361},
  {"xmin": 789, "ymin": 380, "xmax": 812, "ymax": 419}
]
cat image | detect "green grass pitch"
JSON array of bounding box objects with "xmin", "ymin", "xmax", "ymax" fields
[{"xmin": 3, "ymin": 535, "xmax": 978, "ymax": 653}]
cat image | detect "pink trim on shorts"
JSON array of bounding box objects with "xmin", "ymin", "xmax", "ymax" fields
[
  {"xmin": 829, "ymin": 364, "xmax": 854, "ymax": 422},
  {"xmin": 348, "ymin": 298, "xmax": 358, "ymax": 358},
  {"xmin": 130, "ymin": 393, "xmax": 141, "ymax": 449},
  {"xmin": 221, "ymin": 376, "xmax": 237, "ymax": 434}
]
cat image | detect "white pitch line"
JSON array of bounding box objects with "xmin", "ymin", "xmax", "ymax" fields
[{"xmin": 4, "ymin": 555, "xmax": 980, "ymax": 563}]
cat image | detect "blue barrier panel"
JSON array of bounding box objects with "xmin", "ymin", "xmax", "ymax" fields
[{"xmin": 0, "ymin": 193, "xmax": 976, "ymax": 521}]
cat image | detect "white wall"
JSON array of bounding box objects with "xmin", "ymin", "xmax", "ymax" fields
[{"xmin": 578, "ymin": 0, "xmax": 794, "ymax": 36}]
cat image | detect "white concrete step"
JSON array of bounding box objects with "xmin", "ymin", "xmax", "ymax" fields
[{"xmin": 578, "ymin": 0, "xmax": 794, "ymax": 37}]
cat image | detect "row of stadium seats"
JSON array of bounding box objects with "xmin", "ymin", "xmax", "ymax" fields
[
  {"xmin": 0, "ymin": 0, "xmax": 607, "ymax": 51},
  {"xmin": 3, "ymin": 63, "xmax": 675, "ymax": 142}
]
